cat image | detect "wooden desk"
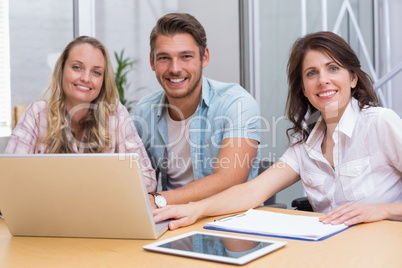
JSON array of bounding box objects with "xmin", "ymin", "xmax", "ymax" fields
[{"xmin": 0, "ymin": 207, "xmax": 401, "ymax": 268}]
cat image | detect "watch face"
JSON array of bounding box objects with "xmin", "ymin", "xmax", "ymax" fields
[{"xmin": 155, "ymin": 195, "xmax": 167, "ymax": 208}]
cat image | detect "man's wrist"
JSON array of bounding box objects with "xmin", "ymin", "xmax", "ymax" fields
[
  {"xmin": 149, "ymin": 192, "xmax": 167, "ymax": 208},
  {"xmin": 148, "ymin": 193, "xmax": 155, "ymax": 204}
]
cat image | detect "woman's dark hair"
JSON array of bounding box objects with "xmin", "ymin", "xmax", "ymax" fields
[{"xmin": 286, "ymin": 31, "xmax": 379, "ymax": 145}]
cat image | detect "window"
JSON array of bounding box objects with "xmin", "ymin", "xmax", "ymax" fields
[
  {"xmin": 0, "ymin": 0, "xmax": 11, "ymax": 137},
  {"xmin": 8, "ymin": 0, "xmax": 72, "ymax": 125}
]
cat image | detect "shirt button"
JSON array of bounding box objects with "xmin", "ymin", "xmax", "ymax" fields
[{"xmin": 307, "ymin": 179, "xmax": 313, "ymax": 185}]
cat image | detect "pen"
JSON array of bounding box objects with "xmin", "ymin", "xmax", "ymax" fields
[{"xmin": 214, "ymin": 213, "xmax": 246, "ymax": 222}]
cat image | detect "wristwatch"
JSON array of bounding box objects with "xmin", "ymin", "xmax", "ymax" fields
[{"xmin": 149, "ymin": 192, "xmax": 167, "ymax": 208}]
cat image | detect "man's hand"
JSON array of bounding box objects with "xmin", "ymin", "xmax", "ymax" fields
[{"xmin": 153, "ymin": 203, "xmax": 201, "ymax": 230}]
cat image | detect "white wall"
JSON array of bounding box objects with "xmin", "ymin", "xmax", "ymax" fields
[
  {"xmin": 388, "ymin": 0, "xmax": 402, "ymax": 115},
  {"xmin": 258, "ymin": 0, "xmax": 305, "ymax": 208},
  {"xmin": 8, "ymin": 0, "xmax": 73, "ymax": 108},
  {"xmin": 176, "ymin": 0, "xmax": 240, "ymax": 84},
  {"xmin": 0, "ymin": 137, "xmax": 9, "ymax": 153}
]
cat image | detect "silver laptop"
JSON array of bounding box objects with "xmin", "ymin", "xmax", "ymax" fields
[{"xmin": 0, "ymin": 153, "xmax": 169, "ymax": 239}]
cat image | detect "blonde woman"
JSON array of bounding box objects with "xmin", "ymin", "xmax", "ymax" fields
[{"xmin": 5, "ymin": 36, "xmax": 156, "ymax": 192}]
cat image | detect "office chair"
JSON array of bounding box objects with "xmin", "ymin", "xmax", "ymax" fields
[
  {"xmin": 258, "ymin": 160, "xmax": 287, "ymax": 209},
  {"xmin": 291, "ymin": 197, "xmax": 313, "ymax": 212}
]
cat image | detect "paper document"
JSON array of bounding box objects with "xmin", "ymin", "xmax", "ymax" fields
[{"xmin": 204, "ymin": 209, "xmax": 351, "ymax": 241}]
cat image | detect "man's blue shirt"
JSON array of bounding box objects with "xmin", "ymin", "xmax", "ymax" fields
[{"xmin": 134, "ymin": 77, "xmax": 261, "ymax": 188}]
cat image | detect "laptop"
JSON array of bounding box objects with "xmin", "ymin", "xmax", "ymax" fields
[{"xmin": 0, "ymin": 153, "xmax": 169, "ymax": 239}]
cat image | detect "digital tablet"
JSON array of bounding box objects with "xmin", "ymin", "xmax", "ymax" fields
[{"xmin": 143, "ymin": 231, "xmax": 287, "ymax": 265}]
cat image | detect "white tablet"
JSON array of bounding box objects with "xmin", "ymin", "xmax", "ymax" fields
[{"xmin": 143, "ymin": 231, "xmax": 287, "ymax": 265}]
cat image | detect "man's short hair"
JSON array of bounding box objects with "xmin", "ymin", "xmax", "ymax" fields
[{"xmin": 150, "ymin": 13, "xmax": 207, "ymax": 61}]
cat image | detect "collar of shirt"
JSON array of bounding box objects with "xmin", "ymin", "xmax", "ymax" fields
[
  {"xmin": 304, "ymin": 98, "xmax": 359, "ymax": 163},
  {"xmin": 155, "ymin": 76, "xmax": 210, "ymax": 121},
  {"xmin": 304, "ymin": 117, "xmax": 326, "ymax": 162},
  {"xmin": 200, "ymin": 76, "xmax": 211, "ymax": 108},
  {"xmin": 336, "ymin": 97, "xmax": 359, "ymax": 139}
]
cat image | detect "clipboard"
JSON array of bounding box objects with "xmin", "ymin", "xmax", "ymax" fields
[{"xmin": 204, "ymin": 209, "xmax": 352, "ymax": 241}]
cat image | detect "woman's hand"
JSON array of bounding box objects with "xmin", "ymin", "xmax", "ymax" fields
[
  {"xmin": 153, "ymin": 203, "xmax": 202, "ymax": 230},
  {"xmin": 320, "ymin": 203, "xmax": 388, "ymax": 226}
]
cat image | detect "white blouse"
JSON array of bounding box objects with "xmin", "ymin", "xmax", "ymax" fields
[{"xmin": 281, "ymin": 98, "xmax": 402, "ymax": 213}]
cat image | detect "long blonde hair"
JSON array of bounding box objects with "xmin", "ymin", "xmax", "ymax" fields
[{"xmin": 37, "ymin": 36, "xmax": 119, "ymax": 153}]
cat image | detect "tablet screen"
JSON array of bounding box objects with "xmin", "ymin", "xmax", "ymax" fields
[{"xmin": 143, "ymin": 231, "xmax": 286, "ymax": 265}]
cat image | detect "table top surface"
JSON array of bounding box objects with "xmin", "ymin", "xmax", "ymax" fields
[{"xmin": 0, "ymin": 207, "xmax": 401, "ymax": 268}]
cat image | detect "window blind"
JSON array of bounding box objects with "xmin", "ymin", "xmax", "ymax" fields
[{"xmin": 0, "ymin": 0, "xmax": 11, "ymax": 137}]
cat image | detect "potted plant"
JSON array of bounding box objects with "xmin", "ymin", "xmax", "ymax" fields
[{"xmin": 114, "ymin": 49, "xmax": 137, "ymax": 113}]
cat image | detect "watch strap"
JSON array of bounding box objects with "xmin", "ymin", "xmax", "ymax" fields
[{"xmin": 149, "ymin": 192, "xmax": 161, "ymax": 198}]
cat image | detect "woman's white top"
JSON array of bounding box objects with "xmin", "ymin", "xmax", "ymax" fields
[{"xmin": 281, "ymin": 98, "xmax": 402, "ymax": 213}]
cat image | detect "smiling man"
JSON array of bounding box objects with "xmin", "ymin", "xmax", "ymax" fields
[{"xmin": 134, "ymin": 13, "xmax": 260, "ymax": 209}]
